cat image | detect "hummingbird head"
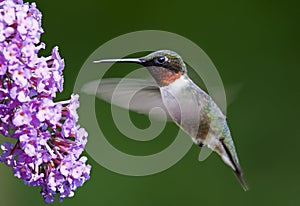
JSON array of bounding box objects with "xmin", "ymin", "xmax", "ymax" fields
[{"xmin": 94, "ymin": 50, "xmax": 187, "ymax": 87}]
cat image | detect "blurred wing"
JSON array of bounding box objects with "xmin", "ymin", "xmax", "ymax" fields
[
  {"xmin": 82, "ymin": 78, "xmax": 171, "ymax": 121},
  {"xmin": 225, "ymin": 83, "xmax": 243, "ymax": 106}
]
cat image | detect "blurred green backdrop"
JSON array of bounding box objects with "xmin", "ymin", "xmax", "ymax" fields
[{"xmin": 1, "ymin": 0, "xmax": 299, "ymax": 205}]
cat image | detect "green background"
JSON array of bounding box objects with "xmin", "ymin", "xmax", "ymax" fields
[{"xmin": 1, "ymin": 0, "xmax": 299, "ymax": 205}]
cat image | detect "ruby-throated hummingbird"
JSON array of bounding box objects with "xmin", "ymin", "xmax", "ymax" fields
[{"xmin": 86, "ymin": 50, "xmax": 248, "ymax": 190}]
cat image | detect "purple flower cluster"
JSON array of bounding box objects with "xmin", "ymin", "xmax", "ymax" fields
[{"xmin": 0, "ymin": 0, "xmax": 91, "ymax": 203}]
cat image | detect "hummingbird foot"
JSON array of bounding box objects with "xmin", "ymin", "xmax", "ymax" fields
[{"xmin": 192, "ymin": 138, "xmax": 203, "ymax": 147}]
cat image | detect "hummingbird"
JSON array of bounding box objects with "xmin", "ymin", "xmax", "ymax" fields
[{"xmin": 86, "ymin": 50, "xmax": 248, "ymax": 190}]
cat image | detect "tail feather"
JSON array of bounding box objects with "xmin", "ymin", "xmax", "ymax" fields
[
  {"xmin": 234, "ymin": 167, "xmax": 249, "ymax": 191},
  {"xmin": 220, "ymin": 139, "xmax": 249, "ymax": 191}
]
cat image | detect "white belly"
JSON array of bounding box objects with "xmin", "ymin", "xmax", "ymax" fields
[{"xmin": 160, "ymin": 76, "xmax": 202, "ymax": 138}]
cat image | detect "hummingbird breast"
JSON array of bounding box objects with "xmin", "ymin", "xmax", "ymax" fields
[
  {"xmin": 160, "ymin": 75, "xmax": 209, "ymax": 139},
  {"xmin": 160, "ymin": 75, "xmax": 227, "ymax": 146}
]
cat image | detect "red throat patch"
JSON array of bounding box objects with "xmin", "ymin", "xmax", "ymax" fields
[{"xmin": 161, "ymin": 71, "xmax": 181, "ymax": 86}]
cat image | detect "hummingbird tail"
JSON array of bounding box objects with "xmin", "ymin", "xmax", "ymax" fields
[
  {"xmin": 234, "ymin": 168, "xmax": 249, "ymax": 191},
  {"xmin": 220, "ymin": 139, "xmax": 249, "ymax": 191}
]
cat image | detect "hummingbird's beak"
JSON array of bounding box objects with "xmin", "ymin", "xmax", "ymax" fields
[{"xmin": 93, "ymin": 58, "xmax": 145, "ymax": 65}]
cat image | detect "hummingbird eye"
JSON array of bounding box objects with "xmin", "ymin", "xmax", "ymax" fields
[{"xmin": 155, "ymin": 56, "xmax": 167, "ymax": 64}]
